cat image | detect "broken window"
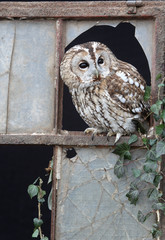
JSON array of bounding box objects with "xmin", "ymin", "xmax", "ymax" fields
[{"xmin": 63, "ymin": 21, "xmax": 152, "ymax": 131}]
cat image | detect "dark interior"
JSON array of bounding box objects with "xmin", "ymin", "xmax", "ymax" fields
[{"xmin": 0, "ymin": 145, "xmax": 53, "ymax": 240}]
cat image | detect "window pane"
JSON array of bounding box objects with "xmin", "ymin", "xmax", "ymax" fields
[{"xmin": 0, "ymin": 21, "xmax": 56, "ymax": 133}]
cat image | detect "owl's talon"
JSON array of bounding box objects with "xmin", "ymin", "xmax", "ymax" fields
[
  {"xmin": 106, "ymin": 131, "xmax": 113, "ymax": 141},
  {"xmin": 91, "ymin": 133, "xmax": 95, "ymax": 141},
  {"xmin": 107, "ymin": 135, "xmax": 110, "ymax": 142},
  {"xmin": 114, "ymin": 133, "xmax": 122, "ymax": 144},
  {"xmin": 84, "ymin": 127, "xmax": 105, "ymax": 140},
  {"xmin": 84, "ymin": 128, "xmax": 97, "ymax": 135}
]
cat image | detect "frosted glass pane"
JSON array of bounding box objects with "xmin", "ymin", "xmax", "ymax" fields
[
  {"xmin": 0, "ymin": 22, "xmax": 15, "ymax": 133},
  {"xmin": 0, "ymin": 20, "xmax": 56, "ymax": 133}
]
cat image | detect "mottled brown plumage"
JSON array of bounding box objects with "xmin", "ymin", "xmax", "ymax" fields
[{"xmin": 60, "ymin": 42, "xmax": 150, "ymax": 142}]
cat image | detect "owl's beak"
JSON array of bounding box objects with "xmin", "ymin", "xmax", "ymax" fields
[{"xmin": 93, "ymin": 69, "xmax": 99, "ymax": 79}]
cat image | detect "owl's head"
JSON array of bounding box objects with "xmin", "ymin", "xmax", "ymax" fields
[{"xmin": 60, "ymin": 42, "xmax": 118, "ymax": 88}]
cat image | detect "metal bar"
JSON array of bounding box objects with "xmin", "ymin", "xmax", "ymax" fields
[
  {"xmin": 0, "ymin": 133, "xmax": 143, "ymax": 147},
  {"xmin": 51, "ymin": 18, "xmax": 64, "ymax": 240},
  {"xmin": 150, "ymin": 16, "xmax": 165, "ymax": 128},
  {"xmin": 0, "ymin": 2, "xmax": 164, "ymax": 18},
  {"xmin": 54, "ymin": 19, "xmax": 64, "ymax": 133},
  {"xmin": 51, "ymin": 146, "xmax": 62, "ymax": 240},
  {"xmin": 127, "ymin": 0, "xmax": 144, "ymax": 7}
]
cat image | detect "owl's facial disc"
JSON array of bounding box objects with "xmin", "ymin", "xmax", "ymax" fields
[{"xmin": 70, "ymin": 46, "xmax": 112, "ymax": 85}]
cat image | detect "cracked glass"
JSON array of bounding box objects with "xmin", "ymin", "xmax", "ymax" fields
[{"xmin": 56, "ymin": 147, "xmax": 156, "ymax": 240}]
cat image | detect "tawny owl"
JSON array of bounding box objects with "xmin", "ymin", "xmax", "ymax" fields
[{"xmin": 60, "ymin": 41, "xmax": 150, "ymax": 142}]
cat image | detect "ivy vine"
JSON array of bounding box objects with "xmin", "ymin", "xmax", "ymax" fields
[
  {"xmin": 27, "ymin": 159, "xmax": 52, "ymax": 240},
  {"xmin": 113, "ymin": 74, "xmax": 165, "ymax": 238}
]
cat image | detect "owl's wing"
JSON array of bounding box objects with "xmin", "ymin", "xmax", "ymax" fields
[{"xmin": 106, "ymin": 61, "xmax": 150, "ymax": 116}]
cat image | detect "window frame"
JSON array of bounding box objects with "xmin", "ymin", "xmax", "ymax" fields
[{"xmin": 0, "ymin": 1, "xmax": 164, "ymax": 147}]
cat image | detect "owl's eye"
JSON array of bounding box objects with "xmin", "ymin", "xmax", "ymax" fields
[
  {"xmin": 79, "ymin": 61, "xmax": 89, "ymax": 69},
  {"xmin": 98, "ymin": 57, "xmax": 104, "ymax": 65}
]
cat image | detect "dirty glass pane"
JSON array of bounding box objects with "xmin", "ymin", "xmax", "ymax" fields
[
  {"xmin": 0, "ymin": 22, "xmax": 15, "ymax": 133},
  {"xmin": 65, "ymin": 20, "xmax": 153, "ymax": 70},
  {"xmin": 56, "ymin": 148, "xmax": 155, "ymax": 240},
  {"xmin": 0, "ymin": 20, "xmax": 56, "ymax": 133}
]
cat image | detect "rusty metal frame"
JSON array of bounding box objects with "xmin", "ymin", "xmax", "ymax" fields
[
  {"xmin": 0, "ymin": 2, "xmax": 165, "ymax": 240},
  {"xmin": 0, "ymin": 132, "xmax": 144, "ymax": 147}
]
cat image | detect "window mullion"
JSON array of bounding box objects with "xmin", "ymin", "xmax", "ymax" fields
[{"xmin": 54, "ymin": 19, "xmax": 64, "ymax": 134}]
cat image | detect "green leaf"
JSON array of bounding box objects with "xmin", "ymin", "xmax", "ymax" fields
[
  {"xmin": 162, "ymin": 129, "xmax": 165, "ymax": 137},
  {"xmin": 151, "ymin": 224, "xmax": 162, "ymax": 238},
  {"xmin": 152, "ymin": 202, "xmax": 165, "ymax": 212},
  {"xmin": 140, "ymin": 172, "xmax": 155, "ymax": 184},
  {"xmin": 151, "ymin": 228, "xmax": 162, "ymax": 238},
  {"xmin": 41, "ymin": 237, "xmax": 49, "ymax": 240},
  {"xmin": 38, "ymin": 198, "xmax": 45, "ymax": 203},
  {"xmin": 27, "ymin": 184, "xmax": 39, "ymax": 199},
  {"xmin": 163, "ymin": 98, "xmax": 165, "ymax": 106},
  {"xmin": 148, "ymin": 139, "xmax": 157, "ymax": 146},
  {"xmin": 113, "ymin": 143, "xmax": 131, "ymax": 160},
  {"xmin": 151, "ymin": 100, "xmax": 162, "ymax": 115},
  {"xmin": 32, "ymin": 229, "xmax": 39, "ymax": 238},
  {"xmin": 156, "ymin": 141, "xmax": 165, "ymax": 157},
  {"xmin": 137, "ymin": 210, "xmax": 146, "ymax": 223},
  {"xmin": 142, "ymin": 137, "xmax": 148, "ymax": 146},
  {"xmin": 33, "ymin": 218, "xmax": 43, "ymax": 228},
  {"xmin": 114, "ymin": 158, "xmax": 125, "ymax": 178},
  {"xmin": 156, "ymin": 124, "xmax": 164, "ymax": 135},
  {"xmin": 128, "ymin": 134, "xmax": 138, "ymax": 145},
  {"xmin": 126, "ymin": 184, "xmax": 139, "ymax": 205},
  {"xmin": 158, "ymin": 83, "xmax": 165, "ymax": 88},
  {"xmin": 144, "ymin": 86, "xmax": 151, "ymax": 101},
  {"xmin": 156, "ymin": 73, "xmax": 162, "ymax": 81},
  {"xmin": 151, "ymin": 104, "xmax": 159, "ymax": 115},
  {"xmin": 156, "ymin": 99, "xmax": 163, "ymax": 106},
  {"xmin": 137, "ymin": 210, "xmax": 152, "ymax": 223},
  {"xmin": 143, "ymin": 160, "xmax": 157, "ymax": 173},
  {"xmin": 146, "ymin": 145, "xmax": 161, "ymax": 162},
  {"xmin": 147, "ymin": 188, "xmax": 162, "ymax": 201},
  {"xmin": 132, "ymin": 168, "xmax": 141, "ymax": 178},
  {"xmin": 161, "ymin": 110, "xmax": 165, "ymax": 122},
  {"xmin": 154, "ymin": 174, "xmax": 163, "ymax": 187},
  {"xmin": 48, "ymin": 188, "xmax": 52, "ymax": 211},
  {"xmin": 153, "ymin": 114, "xmax": 160, "ymax": 121}
]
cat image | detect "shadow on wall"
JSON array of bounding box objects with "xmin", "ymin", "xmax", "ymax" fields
[{"xmin": 62, "ymin": 22, "xmax": 151, "ymax": 131}]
